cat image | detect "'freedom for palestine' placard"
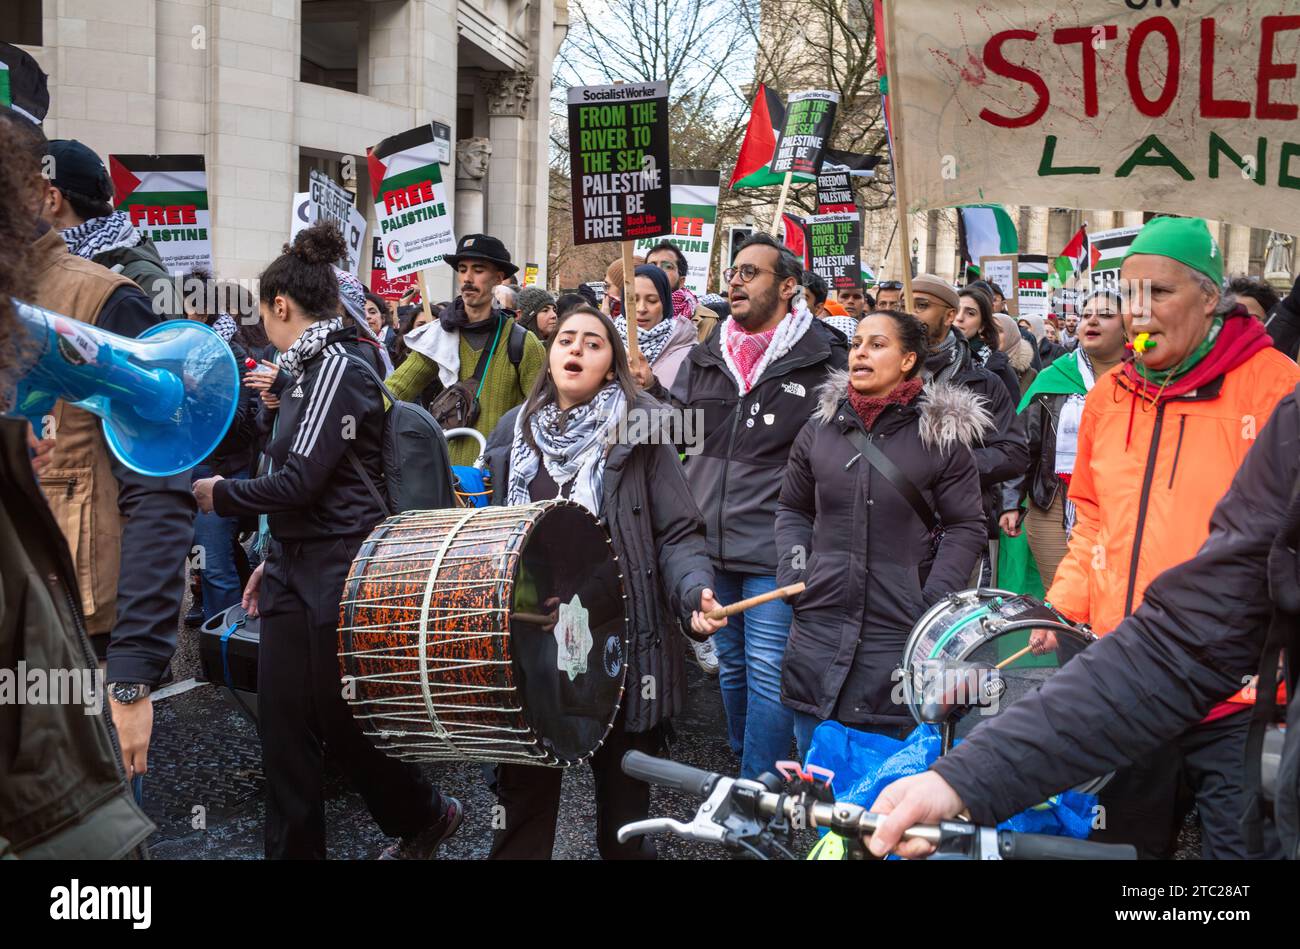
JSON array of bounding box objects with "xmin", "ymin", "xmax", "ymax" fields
[
  {"xmin": 568, "ymin": 81, "xmax": 672, "ymax": 245},
  {"xmin": 809, "ymin": 212, "xmax": 863, "ymax": 290},
  {"xmin": 770, "ymin": 90, "xmax": 839, "ymax": 178}
]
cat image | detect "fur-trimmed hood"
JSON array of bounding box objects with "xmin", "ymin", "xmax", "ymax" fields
[{"xmin": 815, "ymin": 368, "xmax": 994, "ymax": 452}]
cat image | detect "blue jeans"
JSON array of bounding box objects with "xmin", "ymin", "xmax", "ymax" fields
[
  {"xmin": 711, "ymin": 571, "xmax": 796, "ymax": 779},
  {"xmin": 191, "ymin": 465, "xmax": 245, "ymax": 622}
]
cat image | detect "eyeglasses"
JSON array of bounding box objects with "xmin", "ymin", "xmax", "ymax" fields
[
  {"xmin": 655, "ymin": 261, "xmax": 678, "ymax": 272},
  {"xmin": 724, "ymin": 265, "xmax": 778, "ymax": 284},
  {"xmin": 912, "ymin": 298, "xmax": 935, "ymax": 312},
  {"xmin": 877, "ymin": 281, "xmax": 904, "ymax": 290}
]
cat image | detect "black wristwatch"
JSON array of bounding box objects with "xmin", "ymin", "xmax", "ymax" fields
[{"xmin": 109, "ymin": 682, "xmax": 152, "ymax": 705}]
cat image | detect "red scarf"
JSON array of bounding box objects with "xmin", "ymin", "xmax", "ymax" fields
[{"xmin": 847, "ymin": 377, "xmax": 925, "ymax": 431}]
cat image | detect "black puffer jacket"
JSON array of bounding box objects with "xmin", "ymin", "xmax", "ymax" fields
[
  {"xmin": 1265, "ymin": 275, "xmax": 1300, "ymax": 360},
  {"xmin": 927, "ymin": 331, "xmax": 1028, "ymax": 538},
  {"xmin": 485, "ymin": 393, "xmax": 714, "ymax": 733},
  {"xmin": 651, "ymin": 317, "xmax": 849, "ymax": 574},
  {"xmin": 932, "ymin": 386, "xmax": 1300, "ymax": 847},
  {"xmin": 776, "ymin": 372, "xmax": 990, "ymax": 724}
]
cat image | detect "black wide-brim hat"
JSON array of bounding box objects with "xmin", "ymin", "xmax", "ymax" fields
[{"xmin": 443, "ymin": 233, "xmax": 518, "ymax": 277}]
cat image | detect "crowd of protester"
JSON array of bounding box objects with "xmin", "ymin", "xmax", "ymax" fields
[{"xmin": 5, "ymin": 100, "xmax": 1300, "ymax": 860}]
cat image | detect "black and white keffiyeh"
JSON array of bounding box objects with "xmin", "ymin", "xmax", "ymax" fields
[
  {"xmin": 278, "ymin": 314, "xmax": 346, "ymax": 379},
  {"xmin": 210, "ymin": 313, "xmax": 239, "ymax": 343},
  {"xmin": 61, "ymin": 210, "xmax": 144, "ymax": 261},
  {"xmin": 506, "ymin": 383, "xmax": 626, "ymax": 515},
  {"xmin": 614, "ymin": 314, "xmax": 676, "ymax": 366}
]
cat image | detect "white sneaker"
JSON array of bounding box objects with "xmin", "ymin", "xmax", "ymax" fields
[{"xmin": 689, "ymin": 636, "xmax": 720, "ymax": 677}]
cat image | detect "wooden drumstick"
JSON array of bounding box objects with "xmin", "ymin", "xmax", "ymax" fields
[
  {"xmin": 705, "ymin": 582, "xmax": 805, "ymax": 621},
  {"xmin": 995, "ymin": 644, "xmax": 1034, "ymax": 669}
]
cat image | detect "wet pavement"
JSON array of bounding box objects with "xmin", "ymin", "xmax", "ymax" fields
[{"xmin": 145, "ymin": 597, "xmax": 1199, "ymax": 860}]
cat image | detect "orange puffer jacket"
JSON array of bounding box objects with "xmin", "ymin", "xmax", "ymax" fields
[{"xmin": 1049, "ymin": 346, "xmax": 1300, "ymax": 707}]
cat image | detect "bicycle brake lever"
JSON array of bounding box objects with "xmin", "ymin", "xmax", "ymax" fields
[{"xmin": 616, "ymin": 818, "xmax": 701, "ymax": 844}]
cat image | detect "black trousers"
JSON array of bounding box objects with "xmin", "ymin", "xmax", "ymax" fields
[
  {"xmin": 490, "ymin": 712, "xmax": 664, "ymax": 860},
  {"xmin": 1093, "ymin": 710, "xmax": 1277, "ymax": 860},
  {"xmin": 258, "ymin": 536, "xmax": 438, "ymax": 859}
]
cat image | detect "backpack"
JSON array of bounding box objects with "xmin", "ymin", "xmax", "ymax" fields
[
  {"xmin": 341, "ymin": 353, "xmax": 458, "ymax": 514},
  {"xmin": 426, "ymin": 320, "xmax": 529, "ymax": 431}
]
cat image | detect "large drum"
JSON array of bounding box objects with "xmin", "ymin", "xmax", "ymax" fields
[
  {"xmin": 901, "ymin": 589, "xmax": 1107, "ymax": 792},
  {"xmin": 338, "ymin": 501, "xmax": 628, "ymax": 767}
]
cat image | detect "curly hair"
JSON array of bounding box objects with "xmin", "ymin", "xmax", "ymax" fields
[
  {"xmin": 0, "ymin": 108, "xmax": 43, "ymax": 411},
  {"xmin": 258, "ymin": 222, "xmax": 347, "ymax": 319}
]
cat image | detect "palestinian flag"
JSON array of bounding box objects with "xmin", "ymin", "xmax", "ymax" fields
[
  {"xmin": 0, "ymin": 43, "xmax": 49, "ymax": 123},
  {"xmin": 780, "ymin": 213, "xmax": 812, "ymax": 268},
  {"xmin": 730, "ymin": 85, "xmax": 814, "ymax": 189},
  {"xmin": 862, "ymin": 262, "xmax": 876, "ymax": 287},
  {"xmin": 1048, "ymin": 224, "xmax": 1100, "ymax": 290},
  {"xmin": 821, "ymin": 148, "xmax": 880, "ymax": 177},
  {"xmin": 1089, "ymin": 225, "xmax": 1142, "ymax": 289},
  {"xmin": 109, "ymin": 155, "xmax": 211, "ymax": 275},
  {"xmin": 958, "ymin": 204, "xmax": 1019, "ymax": 275}
]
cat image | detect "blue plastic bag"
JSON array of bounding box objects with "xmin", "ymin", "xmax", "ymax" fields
[
  {"xmin": 453, "ymin": 465, "xmax": 492, "ymax": 508},
  {"xmin": 805, "ymin": 720, "xmax": 1096, "ymax": 841}
]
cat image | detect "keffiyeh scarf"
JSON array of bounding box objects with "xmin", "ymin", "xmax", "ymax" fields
[
  {"xmin": 61, "ymin": 210, "xmax": 143, "ymax": 261},
  {"xmin": 615, "ymin": 314, "xmax": 676, "ymax": 366},
  {"xmin": 672, "ymin": 287, "xmax": 699, "ymax": 322},
  {"xmin": 278, "ymin": 314, "xmax": 346, "ymax": 379},
  {"xmin": 507, "ymin": 383, "xmax": 626, "ymax": 516},
  {"xmin": 720, "ymin": 295, "xmax": 814, "ymax": 395},
  {"xmin": 210, "ymin": 313, "xmax": 239, "ymax": 343}
]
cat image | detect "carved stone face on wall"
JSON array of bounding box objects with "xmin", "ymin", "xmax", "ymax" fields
[{"xmin": 456, "ymin": 137, "xmax": 492, "ymax": 181}]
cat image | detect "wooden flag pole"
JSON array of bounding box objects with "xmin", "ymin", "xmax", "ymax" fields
[
  {"xmin": 880, "ymin": 0, "xmax": 917, "ymax": 316},
  {"xmin": 769, "ymin": 169, "xmax": 794, "ymax": 237},
  {"xmin": 416, "ymin": 271, "xmax": 433, "ymax": 326},
  {"xmin": 621, "ymin": 239, "xmax": 640, "ymax": 361},
  {"xmin": 612, "ymin": 78, "xmax": 640, "ymax": 362}
]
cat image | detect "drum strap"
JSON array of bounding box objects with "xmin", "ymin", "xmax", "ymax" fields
[{"xmin": 843, "ymin": 428, "xmax": 936, "ymax": 532}]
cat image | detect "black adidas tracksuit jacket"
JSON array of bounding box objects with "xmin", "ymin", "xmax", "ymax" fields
[{"xmin": 212, "ymin": 327, "xmax": 387, "ymax": 537}]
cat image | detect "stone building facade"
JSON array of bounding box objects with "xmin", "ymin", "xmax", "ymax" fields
[{"xmin": 12, "ymin": 0, "xmax": 565, "ymax": 297}]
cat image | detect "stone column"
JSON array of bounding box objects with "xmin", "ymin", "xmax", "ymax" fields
[
  {"xmin": 1084, "ymin": 210, "xmax": 1115, "ymax": 232},
  {"xmin": 1121, "ymin": 211, "xmax": 1145, "ymax": 228},
  {"xmin": 935, "ymin": 210, "xmax": 959, "ymax": 282},
  {"xmin": 1225, "ymin": 224, "xmax": 1252, "ymax": 277},
  {"xmin": 1025, "ymin": 207, "xmax": 1050, "ymax": 255},
  {"xmin": 484, "ymin": 71, "xmax": 535, "ymax": 263}
]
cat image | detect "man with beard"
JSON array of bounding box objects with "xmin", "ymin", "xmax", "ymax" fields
[
  {"xmin": 646, "ymin": 232, "xmax": 848, "ymax": 779},
  {"xmin": 385, "ymin": 233, "xmax": 545, "ymax": 467},
  {"xmin": 907, "ymin": 274, "xmax": 1028, "ymax": 584}
]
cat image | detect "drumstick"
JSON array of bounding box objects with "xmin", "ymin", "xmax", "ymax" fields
[
  {"xmin": 995, "ymin": 644, "xmax": 1034, "ymax": 669},
  {"xmin": 705, "ymin": 583, "xmax": 805, "ymax": 621}
]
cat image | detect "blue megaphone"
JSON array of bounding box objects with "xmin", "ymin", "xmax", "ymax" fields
[{"xmin": 13, "ymin": 299, "xmax": 240, "ymax": 476}]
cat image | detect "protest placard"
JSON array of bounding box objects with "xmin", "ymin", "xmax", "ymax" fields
[
  {"xmin": 880, "ymin": 0, "xmax": 1300, "ymax": 234},
  {"xmin": 979, "ymin": 255, "xmax": 1020, "ymax": 316},
  {"xmin": 289, "ymin": 170, "xmax": 367, "ymax": 276},
  {"xmin": 809, "ymin": 212, "xmax": 863, "ymax": 290},
  {"xmin": 367, "ymin": 124, "xmax": 457, "ymax": 279},
  {"xmin": 633, "ymin": 169, "xmax": 721, "ymax": 294},
  {"xmin": 1089, "ymin": 225, "xmax": 1143, "ymax": 291},
  {"xmin": 369, "ymin": 237, "xmax": 419, "ymax": 301},
  {"xmin": 816, "ymin": 170, "xmax": 856, "ymax": 214},
  {"xmin": 769, "ymin": 90, "xmax": 839, "ymax": 178},
  {"xmin": 523, "ymin": 263, "xmax": 540, "ymax": 287},
  {"xmin": 109, "ymin": 154, "xmax": 211, "ymax": 276},
  {"xmin": 567, "ymin": 81, "xmax": 672, "ymax": 245},
  {"xmin": 1017, "ymin": 254, "xmax": 1051, "ymax": 321}
]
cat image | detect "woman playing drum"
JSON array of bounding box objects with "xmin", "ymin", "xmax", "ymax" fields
[{"xmin": 482, "ymin": 304, "xmax": 724, "ymax": 859}]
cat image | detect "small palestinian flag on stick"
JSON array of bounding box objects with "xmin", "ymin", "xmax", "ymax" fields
[
  {"xmin": 1049, "ymin": 224, "xmax": 1101, "ymax": 291},
  {"xmin": 730, "ymin": 84, "xmax": 815, "ymax": 190}
]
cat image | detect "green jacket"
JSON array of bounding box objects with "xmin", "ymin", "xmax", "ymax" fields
[
  {"xmin": 387, "ymin": 315, "xmax": 546, "ymax": 468},
  {"xmin": 0, "ymin": 417, "xmax": 153, "ymax": 858},
  {"xmin": 94, "ymin": 236, "xmax": 179, "ymax": 318}
]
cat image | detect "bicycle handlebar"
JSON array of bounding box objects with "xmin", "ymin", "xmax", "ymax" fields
[{"xmin": 620, "ymin": 751, "xmax": 1135, "ymax": 860}]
